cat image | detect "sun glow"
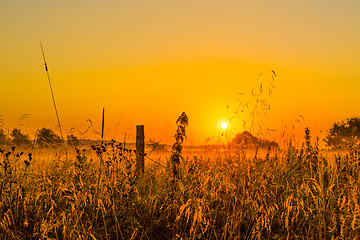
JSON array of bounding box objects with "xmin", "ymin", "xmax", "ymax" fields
[{"xmin": 220, "ymin": 121, "xmax": 228, "ymax": 130}]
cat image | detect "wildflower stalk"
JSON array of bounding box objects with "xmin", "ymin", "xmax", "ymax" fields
[{"xmin": 170, "ymin": 112, "xmax": 189, "ymax": 193}]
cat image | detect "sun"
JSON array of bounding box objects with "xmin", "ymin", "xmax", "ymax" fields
[{"xmin": 220, "ymin": 121, "xmax": 228, "ymax": 130}]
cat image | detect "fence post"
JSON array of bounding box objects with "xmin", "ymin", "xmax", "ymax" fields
[
  {"xmin": 101, "ymin": 108, "xmax": 105, "ymax": 139},
  {"xmin": 136, "ymin": 125, "xmax": 145, "ymax": 177}
]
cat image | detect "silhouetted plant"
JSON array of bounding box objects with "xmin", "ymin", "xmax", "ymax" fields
[
  {"xmin": 232, "ymin": 131, "xmax": 278, "ymax": 150},
  {"xmin": 147, "ymin": 138, "xmax": 168, "ymax": 153},
  {"xmin": 325, "ymin": 117, "xmax": 360, "ymax": 150},
  {"xmin": 67, "ymin": 133, "xmax": 80, "ymax": 147},
  {"xmin": 36, "ymin": 128, "xmax": 62, "ymax": 148},
  {"xmin": 10, "ymin": 128, "xmax": 31, "ymax": 148},
  {"xmin": 169, "ymin": 112, "xmax": 189, "ymax": 194},
  {"xmin": 0, "ymin": 146, "xmax": 31, "ymax": 198},
  {"xmin": 0, "ymin": 129, "xmax": 9, "ymax": 146}
]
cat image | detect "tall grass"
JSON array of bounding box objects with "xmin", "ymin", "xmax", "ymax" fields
[{"xmin": 0, "ymin": 123, "xmax": 360, "ymax": 239}]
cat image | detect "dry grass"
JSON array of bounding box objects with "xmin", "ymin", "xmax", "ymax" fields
[
  {"xmin": 1, "ymin": 95, "xmax": 359, "ymax": 239},
  {"xmin": 1, "ymin": 128, "xmax": 360, "ymax": 240}
]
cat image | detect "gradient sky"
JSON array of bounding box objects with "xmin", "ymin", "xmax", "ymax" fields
[{"xmin": 1, "ymin": 0, "xmax": 360, "ymax": 145}]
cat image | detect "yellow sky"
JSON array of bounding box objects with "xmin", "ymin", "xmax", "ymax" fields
[{"xmin": 1, "ymin": 1, "xmax": 360, "ymax": 144}]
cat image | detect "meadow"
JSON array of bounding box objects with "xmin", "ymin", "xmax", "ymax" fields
[{"xmin": 1, "ymin": 118, "xmax": 360, "ymax": 240}]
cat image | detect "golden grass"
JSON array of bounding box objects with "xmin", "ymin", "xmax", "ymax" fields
[{"xmin": 0, "ymin": 132, "xmax": 360, "ymax": 239}]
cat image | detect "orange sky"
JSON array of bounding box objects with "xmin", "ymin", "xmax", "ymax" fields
[{"xmin": 1, "ymin": 1, "xmax": 360, "ymax": 145}]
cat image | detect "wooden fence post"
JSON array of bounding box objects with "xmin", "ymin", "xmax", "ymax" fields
[{"xmin": 136, "ymin": 125, "xmax": 145, "ymax": 177}]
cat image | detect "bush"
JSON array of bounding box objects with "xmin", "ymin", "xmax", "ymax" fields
[
  {"xmin": 232, "ymin": 131, "xmax": 278, "ymax": 149},
  {"xmin": 10, "ymin": 128, "xmax": 32, "ymax": 148},
  {"xmin": 325, "ymin": 117, "xmax": 360, "ymax": 149},
  {"xmin": 67, "ymin": 134, "xmax": 80, "ymax": 147},
  {"xmin": 36, "ymin": 128, "xmax": 62, "ymax": 148}
]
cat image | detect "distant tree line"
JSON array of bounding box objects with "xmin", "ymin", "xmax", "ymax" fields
[
  {"xmin": 230, "ymin": 116, "xmax": 360, "ymax": 151},
  {"xmin": 1, "ymin": 116, "xmax": 359, "ymax": 150},
  {"xmin": 0, "ymin": 128, "xmax": 79, "ymax": 148}
]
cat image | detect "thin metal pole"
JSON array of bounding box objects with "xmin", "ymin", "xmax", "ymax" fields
[{"xmin": 101, "ymin": 108, "xmax": 105, "ymax": 139}]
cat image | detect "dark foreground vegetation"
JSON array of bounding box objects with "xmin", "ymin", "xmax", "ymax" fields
[{"xmin": 0, "ymin": 127, "xmax": 360, "ymax": 239}]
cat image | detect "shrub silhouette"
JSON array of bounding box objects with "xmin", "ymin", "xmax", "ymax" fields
[
  {"xmin": 10, "ymin": 128, "xmax": 31, "ymax": 148},
  {"xmin": 67, "ymin": 133, "xmax": 79, "ymax": 147},
  {"xmin": 232, "ymin": 131, "xmax": 278, "ymax": 149},
  {"xmin": 325, "ymin": 117, "xmax": 360, "ymax": 149},
  {"xmin": 37, "ymin": 128, "xmax": 62, "ymax": 148}
]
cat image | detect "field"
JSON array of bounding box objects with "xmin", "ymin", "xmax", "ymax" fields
[{"xmin": 1, "ymin": 126, "xmax": 360, "ymax": 240}]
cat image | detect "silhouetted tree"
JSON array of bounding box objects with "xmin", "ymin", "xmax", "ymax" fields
[
  {"xmin": 37, "ymin": 128, "xmax": 62, "ymax": 148},
  {"xmin": 325, "ymin": 117, "xmax": 360, "ymax": 149},
  {"xmin": 232, "ymin": 131, "xmax": 278, "ymax": 149},
  {"xmin": 11, "ymin": 128, "xmax": 32, "ymax": 148},
  {"xmin": 67, "ymin": 134, "xmax": 79, "ymax": 147}
]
